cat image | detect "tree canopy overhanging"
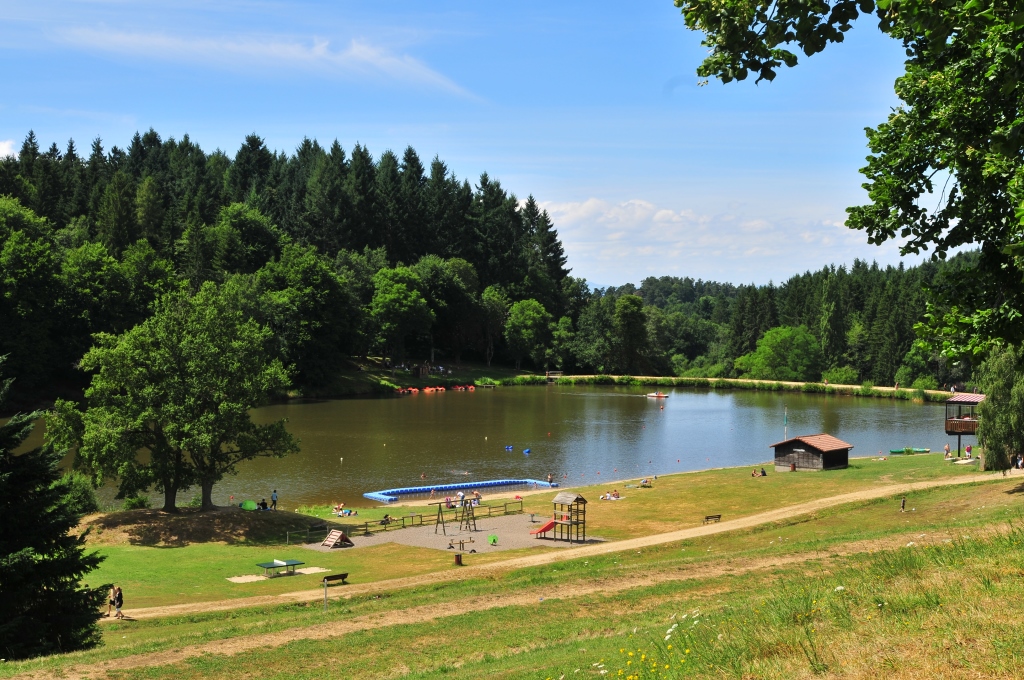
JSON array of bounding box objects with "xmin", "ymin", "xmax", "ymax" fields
[{"xmin": 676, "ymin": 0, "xmax": 1024, "ymax": 355}]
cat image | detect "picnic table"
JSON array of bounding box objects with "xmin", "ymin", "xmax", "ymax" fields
[{"xmin": 257, "ymin": 559, "xmax": 305, "ymax": 577}]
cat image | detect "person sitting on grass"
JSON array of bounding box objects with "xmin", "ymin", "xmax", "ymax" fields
[
  {"xmin": 751, "ymin": 469, "xmax": 759, "ymax": 477},
  {"xmin": 380, "ymin": 514, "xmax": 392, "ymax": 526},
  {"xmin": 612, "ymin": 489, "xmax": 620, "ymax": 499},
  {"xmin": 333, "ymin": 502, "xmax": 345, "ymax": 514},
  {"xmin": 259, "ymin": 498, "xmax": 269, "ymax": 510},
  {"xmin": 760, "ymin": 468, "xmax": 767, "ymax": 477}
]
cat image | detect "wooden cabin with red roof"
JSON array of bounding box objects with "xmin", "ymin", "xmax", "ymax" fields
[{"xmin": 770, "ymin": 434, "xmax": 853, "ymax": 472}]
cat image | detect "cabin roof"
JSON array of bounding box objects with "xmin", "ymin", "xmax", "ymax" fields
[
  {"xmin": 768, "ymin": 434, "xmax": 853, "ymax": 452},
  {"xmin": 947, "ymin": 393, "xmax": 986, "ymax": 404},
  {"xmin": 552, "ymin": 491, "xmax": 587, "ymax": 505}
]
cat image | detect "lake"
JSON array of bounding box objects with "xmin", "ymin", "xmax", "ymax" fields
[{"xmin": 211, "ymin": 386, "xmax": 960, "ymax": 509}]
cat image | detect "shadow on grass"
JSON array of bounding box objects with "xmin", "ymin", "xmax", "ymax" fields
[{"xmin": 84, "ymin": 506, "xmax": 343, "ymax": 547}]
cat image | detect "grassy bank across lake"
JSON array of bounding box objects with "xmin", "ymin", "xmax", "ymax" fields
[{"xmin": 497, "ymin": 373, "xmax": 953, "ymax": 402}]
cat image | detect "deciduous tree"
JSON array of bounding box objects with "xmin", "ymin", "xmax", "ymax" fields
[{"xmin": 47, "ymin": 283, "xmax": 297, "ymax": 511}]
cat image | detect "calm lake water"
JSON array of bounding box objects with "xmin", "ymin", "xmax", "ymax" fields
[{"xmin": 199, "ymin": 385, "xmax": 961, "ymax": 509}]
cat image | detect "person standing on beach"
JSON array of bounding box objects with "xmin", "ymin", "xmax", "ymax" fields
[
  {"xmin": 271, "ymin": 489, "xmax": 278, "ymax": 510},
  {"xmin": 900, "ymin": 496, "xmax": 906, "ymax": 513}
]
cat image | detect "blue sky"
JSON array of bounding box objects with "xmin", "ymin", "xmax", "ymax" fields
[{"xmin": 1, "ymin": 1, "xmax": 913, "ymax": 286}]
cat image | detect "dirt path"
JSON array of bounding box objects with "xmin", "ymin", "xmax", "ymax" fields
[
  {"xmin": 29, "ymin": 520, "xmax": 995, "ymax": 680},
  {"xmin": 111, "ymin": 472, "xmax": 999, "ymax": 621}
]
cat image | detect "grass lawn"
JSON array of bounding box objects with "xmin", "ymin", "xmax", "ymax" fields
[
  {"xmin": 8, "ymin": 476, "xmax": 1024, "ymax": 679},
  {"xmin": 78, "ymin": 454, "xmax": 991, "ymax": 611},
  {"xmin": 517, "ymin": 453, "xmax": 985, "ymax": 540}
]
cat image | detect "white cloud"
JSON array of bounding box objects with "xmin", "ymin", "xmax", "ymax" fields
[
  {"xmin": 56, "ymin": 27, "xmax": 473, "ymax": 97},
  {"xmin": 540, "ymin": 197, "xmax": 914, "ymax": 286},
  {"xmin": 0, "ymin": 140, "xmax": 14, "ymax": 158}
]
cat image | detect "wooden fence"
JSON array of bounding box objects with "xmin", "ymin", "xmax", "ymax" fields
[{"xmin": 286, "ymin": 499, "xmax": 524, "ymax": 545}]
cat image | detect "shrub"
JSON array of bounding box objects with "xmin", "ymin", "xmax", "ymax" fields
[
  {"xmin": 121, "ymin": 495, "xmax": 151, "ymax": 510},
  {"xmin": 859, "ymin": 381, "xmax": 875, "ymax": 395},
  {"xmin": 375, "ymin": 379, "xmax": 401, "ymax": 393},
  {"xmin": 58, "ymin": 470, "xmax": 99, "ymax": 515},
  {"xmin": 475, "ymin": 376, "xmax": 499, "ymax": 386},
  {"xmin": 187, "ymin": 494, "xmax": 203, "ymax": 508},
  {"xmin": 822, "ymin": 365, "xmax": 859, "ymax": 385},
  {"xmin": 500, "ymin": 375, "xmax": 547, "ymax": 385},
  {"xmin": 911, "ymin": 375, "xmax": 939, "ymax": 390}
]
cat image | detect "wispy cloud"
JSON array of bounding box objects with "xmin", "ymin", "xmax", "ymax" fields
[
  {"xmin": 56, "ymin": 27, "xmax": 474, "ymax": 98},
  {"xmin": 0, "ymin": 140, "xmax": 15, "ymax": 158},
  {"xmin": 541, "ymin": 197, "xmax": 911, "ymax": 285}
]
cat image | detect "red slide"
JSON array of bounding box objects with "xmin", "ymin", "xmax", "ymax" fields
[{"xmin": 530, "ymin": 519, "xmax": 556, "ymax": 536}]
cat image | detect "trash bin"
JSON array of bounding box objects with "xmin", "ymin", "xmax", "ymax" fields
[
  {"xmin": 790, "ymin": 463, "xmax": 796, "ymax": 472},
  {"xmin": 454, "ymin": 553, "xmax": 463, "ymax": 566}
]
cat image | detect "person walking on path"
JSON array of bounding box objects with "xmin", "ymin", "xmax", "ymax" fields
[
  {"xmin": 113, "ymin": 586, "xmax": 124, "ymax": 619},
  {"xmin": 107, "ymin": 585, "xmax": 116, "ymax": 617},
  {"xmin": 900, "ymin": 496, "xmax": 906, "ymax": 513},
  {"xmin": 271, "ymin": 489, "xmax": 278, "ymax": 511}
]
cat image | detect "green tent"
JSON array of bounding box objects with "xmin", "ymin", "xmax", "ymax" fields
[{"xmin": 240, "ymin": 500, "xmax": 258, "ymax": 511}]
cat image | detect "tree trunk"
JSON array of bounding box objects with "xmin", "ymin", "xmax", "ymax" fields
[
  {"xmin": 486, "ymin": 338, "xmax": 494, "ymax": 367},
  {"xmin": 161, "ymin": 485, "xmax": 178, "ymax": 513},
  {"xmin": 201, "ymin": 478, "xmax": 216, "ymax": 511}
]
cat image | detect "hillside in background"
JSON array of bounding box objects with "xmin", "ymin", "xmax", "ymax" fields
[{"xmin": 0, "ymin": 130, "xmax": 972, "ymax": 406}]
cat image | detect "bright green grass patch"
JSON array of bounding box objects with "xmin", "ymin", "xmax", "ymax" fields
[{"xmin": 89, "ymin": 542, "xmax": 460, "ymax": 608}]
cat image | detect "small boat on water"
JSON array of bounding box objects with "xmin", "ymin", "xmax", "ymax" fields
[
  {"xmin": 646, "ymin": 392, "xmax": 669, "ymax": 398},
  {"xmin": 889, "ymin": 448, "xmax": 931, "ymax": 454}
]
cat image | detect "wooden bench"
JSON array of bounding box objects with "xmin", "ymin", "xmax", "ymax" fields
[
  {"xmin": 702, "ymin": 514, "xmax": 721, "ymax": 524},
  {"xmin": 322, "ymin": 573, "xmax": 349, "ymax": 586}
]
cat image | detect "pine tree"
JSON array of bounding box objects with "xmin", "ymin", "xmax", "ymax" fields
[
  {"xmin": 374, "ymin": 151, "xmax": 404, "ymax": 262},
  {"xmin": 1, "ymin": 375, "xmax": 104, "ymax": 659},
  {"xmin": 819, "ymin": 273, "xmax": 846, "ymax": 369},
  {"xmin": 96, "ymin": 170, "xmax": 138, "ymax": 255},
  {"xmin": 343, "ymin": 143, "xmax": 377, "ymax": 252}
]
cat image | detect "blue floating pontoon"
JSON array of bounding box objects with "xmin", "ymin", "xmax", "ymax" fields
[{"xmin": 363, "ymin": 478, "xmax": 559, "ymax": 504}]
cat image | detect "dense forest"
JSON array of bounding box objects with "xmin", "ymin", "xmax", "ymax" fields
[{"xmin": 0, "ymin": 130, "xmax": 969, "ymax": 404}]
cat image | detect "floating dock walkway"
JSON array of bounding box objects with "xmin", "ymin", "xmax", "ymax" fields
[{"xmin": 364, "ymin": 479, "xmax": 558, "ymax": 504}]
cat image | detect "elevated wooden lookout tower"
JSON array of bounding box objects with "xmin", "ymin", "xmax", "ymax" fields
[{"xmin": 946, "ymin": 393, "xmax": 984, "ymax": 455}]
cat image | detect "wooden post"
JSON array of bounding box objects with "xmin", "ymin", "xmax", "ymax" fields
[{"xmin": 323, "ymin": 580, "xmax": 328, "ymax": 612}]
